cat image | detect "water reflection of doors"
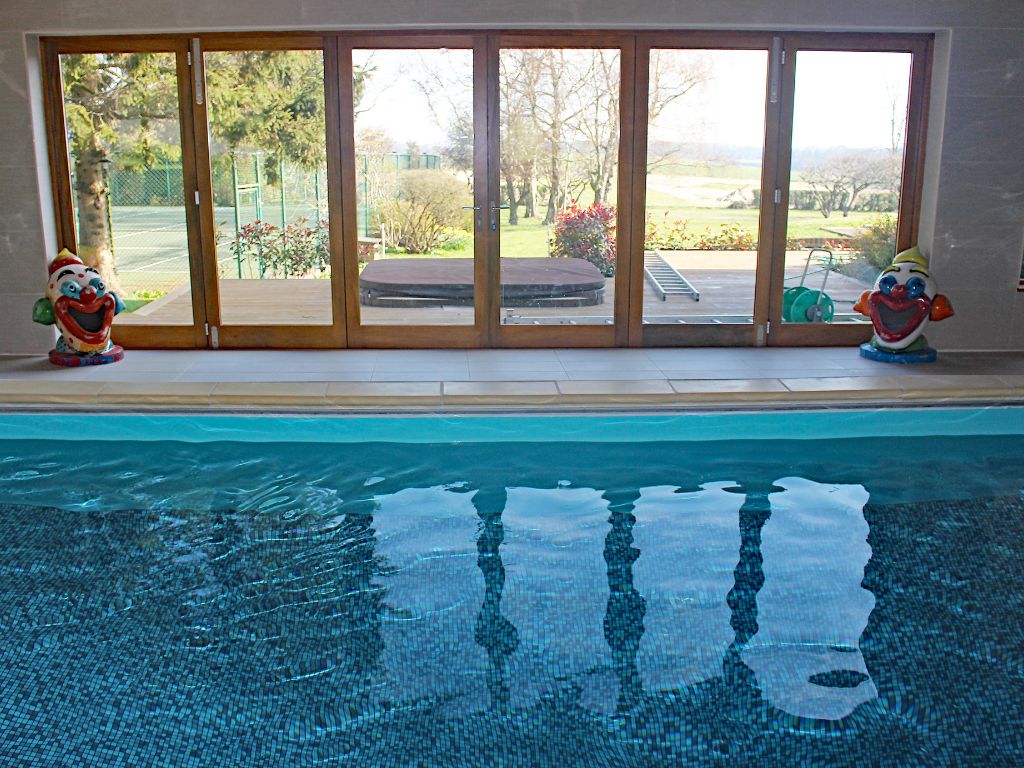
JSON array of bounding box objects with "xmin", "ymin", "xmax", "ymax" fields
[{"xmin": 365, "ymin": 479, "xmax": 877, "ymax": 721}]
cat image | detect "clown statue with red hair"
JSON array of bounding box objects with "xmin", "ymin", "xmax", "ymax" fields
[
  {"xmin": 32, "ymin": 249, "xmax": 126, "ymax": 366},
  {"xmin": 854, "ymin": 246, "xmax": 954, "ymax": 364}
]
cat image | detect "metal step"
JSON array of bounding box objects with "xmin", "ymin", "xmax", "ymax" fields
[{"xmin": 644, "ymin": 251, "xmax": 700, "ymax": 302}]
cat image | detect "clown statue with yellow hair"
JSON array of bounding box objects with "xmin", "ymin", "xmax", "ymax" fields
[
  {"xmin": 853, "ymin": 246, "xmax": 953, "ymax": 364},
  {"xmin": 32, "ymin": 249, "xmax": 126, "ymax": 366}
]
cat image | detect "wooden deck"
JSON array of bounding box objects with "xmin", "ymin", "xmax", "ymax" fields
[{"xmin": 114, "ymin": 252, "xmax": 873, "ymax": 328}]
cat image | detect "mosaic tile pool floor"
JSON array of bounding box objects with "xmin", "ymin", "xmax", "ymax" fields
[{"xmin": 0, "ymin": 436, "xmax": 1022, "ymax": 766}]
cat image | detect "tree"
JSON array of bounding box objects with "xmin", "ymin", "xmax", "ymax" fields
[
  {"xmin": 62, "ymin": 53, "xmax": 180, "ymax": 292},
  {"xmin": 62, "ymin": 51, "xmax": 356, "ymax": 291},
  {"xmin": 801, "ymin": 153, "xmax": 888, "ymax": 218}
]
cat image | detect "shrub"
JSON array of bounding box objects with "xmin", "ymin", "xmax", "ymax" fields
[
  {"xmin": 644, "ymin": 212, "xmax": 689, "ymax": 250},
  {"xmin": 551, "ymin": 201, "xmax": 616, "ymax": 277},
  {"xmin": 853, "ymin": 214, "xmax": 897, "ymax": 269},
  {"xmin": 692, "ymin": 223, "xmax": 757, "ymax": 251},
  {"xmin": 230, "ymin": 217, "xmax": 330, "ymax": 278},
  {"xmin": 377, "ymin": 170, "xmax": 469, "ymax": 253},
  {"xmin": 436, "ymin": 226, "xmax": 472, "ymax": 251}
]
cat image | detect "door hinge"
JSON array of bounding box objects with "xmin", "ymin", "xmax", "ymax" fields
[
  {"xmin": 191, "ymin": 38, "xmax": 204, "ymax": 106},
  {"xmin": 206, "ymin": 324, "xmax": 219, "ymax": 348},
  {"xmin": 756, "ymin": 322, "xmax": 770, "ymax": 346},
  {"xmin": 774, "ymin": 188, "xmax": 781, "ymax": 204},
  {"xmin": 769, "ymin": 37, "xmax": 782, "ymax": 104},
  {"xmin": 187, "ymin": 50, "xmax": 192, "ymax": 66},
  {"xmin": 204, "ymin": 322, "xmax": 209, "ymax": 336},
  {"xmin": 194, "ymin": 190, "xmax": 200, "ymax": 205}
]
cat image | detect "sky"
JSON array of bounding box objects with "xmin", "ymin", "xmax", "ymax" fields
[{"xmin": 353, "ymin": 47, "xmax": 913, "ymax": 155}]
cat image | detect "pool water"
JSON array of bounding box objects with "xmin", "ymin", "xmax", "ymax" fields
[{"xmin": 0, "ymin": 425, "xmax": 1022, "ymax": 766}]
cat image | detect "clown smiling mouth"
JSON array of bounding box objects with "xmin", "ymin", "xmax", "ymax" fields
[
  {"xmin": 68, "ymin": 306, "xmax": 105, "ymax": 333},
  {"xmin": 876, "ymin": 303, "xmax": 922, "ymax": 332}
]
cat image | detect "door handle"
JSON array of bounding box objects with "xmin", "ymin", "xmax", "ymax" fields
[
  {"xmin": 462, "ymin": 205, "xmax": 482, "ymax": 230},
  {"xmin": 489, "ymin": 203, "xmax": 511, "ymax": 231}
]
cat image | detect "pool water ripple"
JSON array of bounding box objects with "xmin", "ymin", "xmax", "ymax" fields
[{"xmin": 0, "ymin": 436, "xmax": 1021, "ymax": 766}]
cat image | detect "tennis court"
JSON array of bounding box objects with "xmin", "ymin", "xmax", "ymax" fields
[{"xmin": 108, "ymin": 202, "xmax": 325, "ymax": 296}]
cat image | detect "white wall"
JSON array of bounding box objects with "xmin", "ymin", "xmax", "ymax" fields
[{"xmin": 2, "ymin": 0, "xmax": 1023, "ymax": 352}]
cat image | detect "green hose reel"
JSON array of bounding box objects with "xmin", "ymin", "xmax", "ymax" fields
[
  {"xmin": 782, "ymin": 248, "xmax": 838, "ymax": 323},
  {"xmin": 782, "ymin": 286, "xmax": 835, "ymax": 323}
]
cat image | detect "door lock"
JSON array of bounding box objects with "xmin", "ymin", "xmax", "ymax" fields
[{"xmin": 489, "ymin": 202, "xmax": 510, "ymax": 231}]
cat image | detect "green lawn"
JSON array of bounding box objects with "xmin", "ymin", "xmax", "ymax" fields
[
  {"xmin": 385, "ymin": 205, "xmax": 885, "ymax": 260},
  {"xmin": 378, "ymin": 163, "xmax": 894, "ymax": 258}
]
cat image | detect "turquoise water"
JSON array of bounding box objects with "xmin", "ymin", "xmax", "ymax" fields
[{"xmin": 0, "ymin": 411, "xmax": 1022, "ymax": 765}]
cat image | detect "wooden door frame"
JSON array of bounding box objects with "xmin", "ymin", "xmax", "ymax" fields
[
  {"xmin": 339, "ymin": 32, "xmax": 486, "ymax": 348},
  {"xmin": 489, "ymin": 31, "xmax": 635, "ymax": 348},
  {"xmin": 40, "ymin": 29, "xmax": 934, "ymax": 350},
  {"xmin": 190, "ymin": 33, "xmax": 346, "ymax": 348},
  {"xmin": 40, "ymin": 36, "xmax": 208, "ymax": 349},
  {"xmin": 629, "ymin": 32, "xmax": 779, "ymax": 348},
  {"xmin": 764, "ymin": 32, "xmax": 932, "ymax": 347}
]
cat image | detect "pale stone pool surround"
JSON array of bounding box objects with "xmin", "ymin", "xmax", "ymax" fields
[{"xmin": 0, "ymin": 348, "xmax": 1021, "ymax": 410}]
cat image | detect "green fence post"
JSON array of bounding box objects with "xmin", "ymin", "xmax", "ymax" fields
[{"xmin": 232, "ymin": 155, "xmax": 243, "ymax": 278}]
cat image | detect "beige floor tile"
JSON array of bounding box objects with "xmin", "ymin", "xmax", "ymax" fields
[
  {"xmin": 888, "ymin": 374, "xmax": 1010, "ymax": 391},
  {"xmin": 325, "ymin": 381, "xmax": 442, "ymax": 406},
  {"xmin": 995, "ymin": 374, "xmax": 1024, "ymax": 391},
  {"xmin": 780, "ymin": 377, "xmax": 907, "ymax": 397},
  {"xmin": 556, "ymin": 380, "xmax": 678, "ymax": 403},
  {"xmin": 669, "ymin": 379, "xmax": 789, "ymax": 396},
  {"xmin": 0, "ymin": 379, "xmax": 102, "ymax": 404},
  {"xmin": 443, "ymin": 381, "xmax": 560, "ymax": 405},
  {"xmin": 97, "ymin": 382, "xmax": 214, "ymax": 405},
  {"xmin": 210, "ymin": 382, "xmax": 327, "ymax": 406}
]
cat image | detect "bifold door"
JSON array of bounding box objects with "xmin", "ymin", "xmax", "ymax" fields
[{"xmin": 42, "ymin": 32, "xmax": 932, "ymax": 350}]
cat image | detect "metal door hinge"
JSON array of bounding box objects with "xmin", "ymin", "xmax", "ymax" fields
[
  {"xmin": 209, "ymin": 325, "xmax": 219, "ymax": 348},
  {"xmin": 194, "ymin": 190, "xmax": 200, "ymax": 205},
  {"xmin": 769, "ymin": 37, "xmax": 782, "ymax": 104},
  {"xmin": 187, "ymin": 50, "xmax": 192, "ymax": 66},
  {"xmin": 191, "ymin": 38, "xmax": 204, "ymax": 105},
  {"xmin": 756, "ymin": 322, "xmax": 770, "ymax": 347},
  {"xmin": 774, "ymin": 188, "xmax": 781, "ymax": 204}
]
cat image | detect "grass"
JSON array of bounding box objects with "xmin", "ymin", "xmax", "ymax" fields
[
  {"xmin": 381, "ymin": 164, "xmax": 892, "ymax": 258},
  {"xmin": 385, "ymin": 203, "xmax": 887, "ymax": 260}
]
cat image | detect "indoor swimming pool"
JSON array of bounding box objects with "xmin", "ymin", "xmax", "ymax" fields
[{"xmin": 0, "ymin": 409, "xmax": 1021, "ymax": 766}]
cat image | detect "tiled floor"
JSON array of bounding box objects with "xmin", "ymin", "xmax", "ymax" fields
[{"xmin": 0, "ymin": 348, "xmax": 1022, "ymax": 408}]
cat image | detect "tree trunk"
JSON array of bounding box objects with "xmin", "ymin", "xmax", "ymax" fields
[
  {"xmin": 74, "ymin": 134, "xmax": 123, "ymax": 294},
  {"xmin": 504, "ymin": 176, "xmax": 518, "ymax": 225},
  {"xmin": 544, "ymin": 160, "xmax": 560, "ymax": 225}
]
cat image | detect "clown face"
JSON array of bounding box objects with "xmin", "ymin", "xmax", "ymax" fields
[
  {"xmin": 45, "ymin": 259, "xmax": 119, "ymax": 353},
  {"xmin": 854, "ymin": 248, "xmax": 953, "ymax": 352}
]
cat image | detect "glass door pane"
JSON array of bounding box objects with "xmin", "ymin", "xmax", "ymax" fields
[
  {"xmin": 641, "ymin": 49, "xmax": 768, "ymax": 326},
  {"xmin": 59, "ymin": 52, "xmax": 195, "ymax": 327},
  {"xmin": 498, "ymin": 48, "xmax": 620, "ymax": 327},
  {"xmin": 353, "ymin": 48, "xmax": 476, "ymax": 326},
  {"xmin": 781, "ymin": 50, "xmax": 912, "ymax": 326},
  {"xmin": 204, "ymin": 49, "xmax": 332, "ymax": 326}
]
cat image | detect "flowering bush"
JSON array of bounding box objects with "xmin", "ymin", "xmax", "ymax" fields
[
  {"xmin": 551, "ymin": 201, "xmax": 617, "ymax": 277},
  {"xmin": 644, "ymin": 212, "xmax": 690, "ymax": 250},
  {"xmin": 230, "ymin": 217, "xmax": 331, "ymax": 278},
  {"xmin": 692, "ymin": 223, "xmax": 757, "ymax": 251}
]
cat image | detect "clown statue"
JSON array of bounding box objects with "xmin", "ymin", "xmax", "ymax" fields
[
  {"xmin": 32, "ymin": 249, "xmax": 125, "ymax": 366},
  {"xmin": 853, "ymin": 246, "xmax": 954, "ymax": 364}
]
